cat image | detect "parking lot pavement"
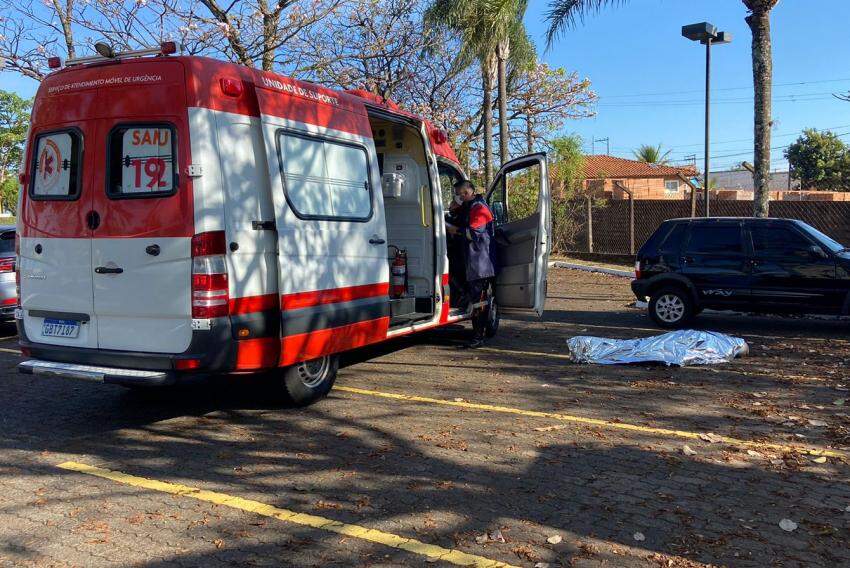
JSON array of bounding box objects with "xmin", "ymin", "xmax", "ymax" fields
[{"xmin": 1, "ymin": 268, "xmax": 849, "ymax": 568}]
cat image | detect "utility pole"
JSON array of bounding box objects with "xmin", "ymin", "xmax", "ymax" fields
[{"xmin": 592, "ymin": 137, "xmax": 610, "ymax": 155}]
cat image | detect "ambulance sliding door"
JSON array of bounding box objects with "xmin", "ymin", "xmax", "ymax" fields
[{"xmin": 254, "ymin": 77, "xmax": 390, "ymax": 362}]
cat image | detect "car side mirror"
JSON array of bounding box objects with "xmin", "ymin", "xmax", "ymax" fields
[{"xmin": 808, "ymin": 245, "xmax": 828, "ymax": 259}]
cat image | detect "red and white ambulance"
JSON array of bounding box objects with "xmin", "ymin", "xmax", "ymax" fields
[{"xmin": 16, "ymin": 43, "xmax": 551, "ymax": 405}]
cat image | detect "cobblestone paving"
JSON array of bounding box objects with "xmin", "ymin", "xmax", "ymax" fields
[{"xmin": 0, "ymin": 269, "xmax": 848, "ymax": 567}]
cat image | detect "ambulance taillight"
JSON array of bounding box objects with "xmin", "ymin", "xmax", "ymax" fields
[{"xmin": 191, "ymin": 231, "xmax": 229, "ymax": 319}]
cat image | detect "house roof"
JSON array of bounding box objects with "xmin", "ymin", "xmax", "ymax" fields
[{"xmin": 584, "ymin": 155, "xmax": 697, "ymax": 179}]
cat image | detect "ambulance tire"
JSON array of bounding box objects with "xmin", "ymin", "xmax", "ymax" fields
[{"xmin": 281, "ymin": 355, "xmax": 339, "ymax": 406}]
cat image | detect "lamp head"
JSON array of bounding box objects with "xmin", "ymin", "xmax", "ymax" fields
[{"xmin": 94, "ymin": 42, "xmax": 115, "ymax": 58}]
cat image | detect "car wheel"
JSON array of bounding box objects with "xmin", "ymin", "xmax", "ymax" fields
[
  {"xmin": 281, "ymin": 355, "xmax": 338, "ymax": 406},
  {"xmin": 648, "ymin": 286, "xmax": 694, "ymax": 329}
]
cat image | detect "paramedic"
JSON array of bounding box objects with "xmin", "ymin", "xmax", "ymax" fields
[{"xmin": 446, "ymin": 179, "xmax": 497, "ymax": 348}]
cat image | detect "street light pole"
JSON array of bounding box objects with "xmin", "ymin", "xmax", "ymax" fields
[
  {"xmin": 682, "ymin": 22, "xmax": 731, "ymax": 218},
  {"xmin": 704, "ymin": 36, "xmax": 711, "ymax": 217}
]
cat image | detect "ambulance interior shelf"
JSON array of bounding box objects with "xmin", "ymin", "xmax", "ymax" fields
[{"xmin": 371, "ymin": 115, "xmax": 437, "ymax": 327}]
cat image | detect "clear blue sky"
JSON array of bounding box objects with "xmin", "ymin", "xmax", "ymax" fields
[
  {"xmin": 5, "ymin": 0, "xmax": 849, "ymax": 173},
  {"xmin": 525, "ymin": 0, "xmax": 850, "ymax": 172}
]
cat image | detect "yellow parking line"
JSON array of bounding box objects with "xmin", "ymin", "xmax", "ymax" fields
[
  {"xmin": 57, "ymin": 461, "xmax": 517, "ymax": 568},
  {"xmin": 0, "ymin": 347, "xmax": 21, "ymax": 355},
  {"xmin": 335, "ymin": 386, "xmax": 845, "ymax": 459},
  {"xmin": 478, "ymin": 347, "xmax": 574, "ymax": 361}
]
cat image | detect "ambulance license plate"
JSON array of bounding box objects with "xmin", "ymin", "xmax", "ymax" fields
[{"xmin": 42, "ymin": 319, "xmax": 80, "ymax": 338}]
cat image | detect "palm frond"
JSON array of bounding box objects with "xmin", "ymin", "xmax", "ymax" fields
[{"xmin": 544, "ymin": 0, "xmax": 626, "ymax": 48}]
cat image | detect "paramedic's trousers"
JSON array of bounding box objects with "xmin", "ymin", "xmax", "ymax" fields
[{"xmin": 469, "ymin": 278, "xmax": 491, "ymax": 340}]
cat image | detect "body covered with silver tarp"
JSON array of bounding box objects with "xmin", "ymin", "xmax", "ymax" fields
[{"xmin": 567, "ymin": 330, "xmax": 749, "ymax": 366}]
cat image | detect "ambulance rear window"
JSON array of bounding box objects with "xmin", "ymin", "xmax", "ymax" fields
[
  {"xmin": 31, "ymin": 130, "xmax": 82, "ymax": 200},
  {"xmin": 107, "ymin": 124, "xmax": 177, "ymax": 198}
]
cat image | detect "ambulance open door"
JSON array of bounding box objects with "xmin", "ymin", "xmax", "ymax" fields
[{"xmin": 486, "ymin": 153, "xmax": 551, "ymax": 316}]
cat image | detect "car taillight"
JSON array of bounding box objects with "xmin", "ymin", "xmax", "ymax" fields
[
  {"xmin": 191, "ymin": 231, "xmax": 228, "ymax": 319},
  {"xmin": 634, "ymin": 260, "xmax": 642, "ymax": 280},
  {"xmin": 0, "ymin": 258, "xmax": 15, "ymax": 273}
]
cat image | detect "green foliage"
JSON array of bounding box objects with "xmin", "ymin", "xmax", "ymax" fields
[
  {"xmin": 0, "ymin": 90, "xmax": 31, "ymax": 216},
  {"xmin": 784, "ymin": 129, "xmax": 850, "ymax": 190},
  {"xmin": 425, "ymin": 0, "xmax": 532, "ymax": 69},
  {"xmin": 632, "ymin": 143, "xmax": 670, "ymax": 165},
  {"xmin": 550, "ymin": 134, "xmax": 585, "ymax": 198},
  {"xmin": 0, "ymin": 177, "xmax": 18, "ymax": 217}
]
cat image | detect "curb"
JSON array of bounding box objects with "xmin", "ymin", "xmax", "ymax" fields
[{"xmin": 550, "ymin": 261, "xmax": 633, "ymax": 279}]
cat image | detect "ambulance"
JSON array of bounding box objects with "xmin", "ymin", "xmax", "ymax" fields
[{"xmin": 16, "ymin": 43, "xmax": 551, "ymax": 405}]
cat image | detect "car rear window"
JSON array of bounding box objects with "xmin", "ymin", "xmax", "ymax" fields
[
  {"xmin": 0, "ymin": 232, "xmax": 14, "ymax": 254},
  {"xmin": 31, "ymin": 129, "xmax": 82, "ymax": 200},
  {"xmin": 659, "ymin": 223, "xmax": 687, "ymax": 254},
  {"xmin": 686, "ymin": 224, "xmax": 743, "ymax": 255},
  {"xmin": 640, "ymin": 222, "xmax": 681, "ymax": 255},
  {"xmin": 107, "ymin": 124, "xmax": 177, "ymax": 198}
]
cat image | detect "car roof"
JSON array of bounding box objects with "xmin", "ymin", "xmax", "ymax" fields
[
  {"xmin": 665, "ymin": 217, "xmax": 797, "ymax": 224},
  {"xmin": 0, "ymin": 225, "xmax": 15, "ymax": 232}
]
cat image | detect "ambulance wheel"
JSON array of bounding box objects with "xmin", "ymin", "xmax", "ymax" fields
[{"xmin": 281, "ymin": 355, "xmax": 338, "ymax": 406}]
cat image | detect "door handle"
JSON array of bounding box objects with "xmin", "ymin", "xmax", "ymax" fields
[
  {"xmin": 86, "ymin": 210, "xmax": 101, "ymax": 231},
  {"xmin": 252, "ymin": 220, "xmax": 276, "ymax": 231},
  {"xmin": 145, "ymin": 244, "xmax": 160, "ymax": 256},
  {"xmin": 682, "ymin": 256, "xmax": 694, "ymax": 264},
  {"xmin": 94, "ymin": 266, "xmax": 124, "ymax": 274},
  {"xmin": 369, "ymin": 237, "xmax": 386, "ymax": 245}
]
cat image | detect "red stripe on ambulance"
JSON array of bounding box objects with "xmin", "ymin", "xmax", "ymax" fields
[
  {"xmin": 281, "ymin": 282, "xmax": 389, "ymax": 310},
  {"xmin": 279, "ymin": 316, "xmax": 390, "ymax": 367}
]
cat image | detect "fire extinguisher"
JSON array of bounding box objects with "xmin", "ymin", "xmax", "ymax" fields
[{"xmin": 388, "ymin": 245, "xmax": 407, "ymax": 299}]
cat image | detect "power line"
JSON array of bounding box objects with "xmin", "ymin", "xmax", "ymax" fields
[
  {"xmin": 605, "ymin": 123, "xmax": 850, "ymax": 155},
  {"xmin": 598, "ymin": 95, "xmax": 840, "ymax": 108},
  {"xmin": 599, "ymin": 77, "xmax": 850, "ymax": 100}
]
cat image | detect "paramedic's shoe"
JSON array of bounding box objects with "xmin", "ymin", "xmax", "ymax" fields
[{"xmin": 466, "ymin": 336, "xmax": 486, "ymax": 349}]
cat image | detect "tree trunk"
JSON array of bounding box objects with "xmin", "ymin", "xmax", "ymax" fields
[
  {"xmin": 52, "ymin": 0, "xmax": 76, "ymax": 58},
  {"xmin": 526, "ymin": 114, "xmax": 533, "ymax": 153},
  {"xmin": 747, "ymin": 7, "xmax": 773, "ymax": 217},
  {"xmin": 496, "ymin": 39, "xmax": 510, "ymax": 167},
  {"xmin": 482, "ymin": 54, "xmax": 495, "ymax": 187}
]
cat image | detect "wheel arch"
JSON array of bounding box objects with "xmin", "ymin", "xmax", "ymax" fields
[{"xmin": 645, "ymin": 275, "xmax": 699, "ymax": 306}]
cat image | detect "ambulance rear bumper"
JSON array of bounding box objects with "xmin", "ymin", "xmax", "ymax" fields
[
  {"xmin": 19, "ymin": 359, "xmax": 175, "ymax": 387},
  {"xmin": 16, "ymin": 316, "xmax": 237, "ymax": 374}
]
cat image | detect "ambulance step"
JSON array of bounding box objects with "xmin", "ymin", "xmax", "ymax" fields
[{"xmin": 18, "ymin": 360, "xmax": 175, "ymax": 387}]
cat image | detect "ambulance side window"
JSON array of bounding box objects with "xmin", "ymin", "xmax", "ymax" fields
[
  {"xmin": 30, "ymin": 129, "xmax": 82, "ymax": 200},
  {"xmin": 277, "ymin": 131, "xmax": 372, "ymax": 221},
  {"xmin": 438, "ymin": 162, "xmax": 464, "ymax": 208},
  {"xmin": 107, "ymin": 124, "xmax": 177, "ymax": 198}
]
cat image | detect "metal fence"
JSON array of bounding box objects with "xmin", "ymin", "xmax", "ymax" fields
[{"xmin": 565, "ymin": 198, "xmax": 850, "ymax": 256}]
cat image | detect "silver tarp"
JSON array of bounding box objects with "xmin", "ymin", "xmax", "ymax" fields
[{"xmin": 566, "ymin": 330, "xmax": 749, "ymax": 366}]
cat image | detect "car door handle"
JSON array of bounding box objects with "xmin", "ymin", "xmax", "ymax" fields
[
  {"xmin": 682, "ymin": 256, "xmax": 694, "ymax": 264},
  {"xmin": 252, "ymin": 220, "xmax": 276, "ymax": 230},
  {"xmin": 94, "ymin": 266, "xmax": 124, "ymax": 274},
  {"xmin": 369, "ymin": 237, "xmax": 386, "ymax": 245}
]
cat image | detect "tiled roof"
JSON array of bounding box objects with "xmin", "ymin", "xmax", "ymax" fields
[{"xmin": 584, "ymin": 155, "xmax": 697, "ymax": 179}]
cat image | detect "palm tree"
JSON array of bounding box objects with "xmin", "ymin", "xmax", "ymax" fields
[
  {"xmin": 632, "ymin": 144, "xmax": 671, "ymax": 165},
  {"xmin": 426, "ymin": 0, "xmax": 534, "ymax": 186},
  {"xmin": 743, "ymin": 0, "xmax": 779, "ymax": 217},
  {"xmin": 545, "ymin": 0, "xmax": 780, "ymax": 217}
]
